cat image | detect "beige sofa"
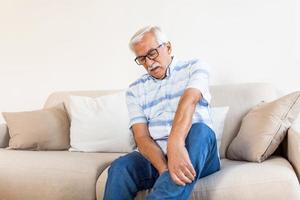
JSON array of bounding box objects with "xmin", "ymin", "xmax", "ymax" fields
[{"xmin": 0, "ymin": 82, "xmax": 300, "ymax": 200}]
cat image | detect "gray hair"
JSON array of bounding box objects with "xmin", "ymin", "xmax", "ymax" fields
[{"xmin": 129, "ymin": 25, "xmax": 169, "ymax": 52}]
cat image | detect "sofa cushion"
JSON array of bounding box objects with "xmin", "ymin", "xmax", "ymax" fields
[
  {"xmin": 2, "ymin": 104, "xmax": 70, "ymax": 150},
  {"xmin": 190, "ymin": 156, "xmax": 300, "ymax": 200},
  {"xmin": 68, "ymin": 92, "xmax": 136, "ymax": 153},
  {"xmin": 227, "ymin": 91, "xmax": 300, "ymax": 162},
  {"xmin": 0, "ymin": 149, "xmax": 124, "ymax": 200},
  {"xmin": 211, "ymin": 106, "xmax": 229, "ymax": 153},
  {"xmin": 96, "ymin": 156, "xmax": 299, "ymax": 200}
]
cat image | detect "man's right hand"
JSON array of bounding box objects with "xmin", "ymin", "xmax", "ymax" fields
[{"xmin": 132, "ymin": 123, "xmax": 168, "ymax": 177}]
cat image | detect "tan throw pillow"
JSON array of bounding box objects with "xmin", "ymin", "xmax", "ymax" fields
[
  {"xmin": 2, "ymin": 104, "xmax": 70, "ymax": 150},
  {"xmin": 227, "ymin": 91, "xmax": 300, "ymax": 162}
]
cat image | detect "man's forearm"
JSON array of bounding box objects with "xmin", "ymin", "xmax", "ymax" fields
[
  {"xmin": 136, "ymin": 136, "xmax": 168, "ymax": 174},
  {"xmin": 169, "ymin": 89, "xmax": 200, "ymax": 142},
  {"xmin": 166, "ymin": 89, "xmax": 201, "ymax": 185}
]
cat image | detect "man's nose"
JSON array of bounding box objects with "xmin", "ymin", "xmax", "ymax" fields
[{"xmin": 145, "ymin": 57, "xmax": 154, "ymax": 67}]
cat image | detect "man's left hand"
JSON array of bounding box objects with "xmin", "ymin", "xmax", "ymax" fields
[{"xmin": 167, "ymin": 136, "xmax": 196, "ymax": 186}]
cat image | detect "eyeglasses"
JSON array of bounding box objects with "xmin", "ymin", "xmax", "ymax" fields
[{"xmin": 134, "ymin": 43, "xmax": 165, "ymax": 65}]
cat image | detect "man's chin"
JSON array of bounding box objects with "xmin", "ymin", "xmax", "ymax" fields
[{"xmin": 148, "ymin": 67, "xmax": 167, "ymax": 80}]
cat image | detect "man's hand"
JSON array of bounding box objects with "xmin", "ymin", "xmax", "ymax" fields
[
  {"xmin": 132, "ymin": 123, "xmax": 169, "ymax": 177},
  {"xmin": 167, "ymin": 135, "xmax": 196, "ymax": 186}
]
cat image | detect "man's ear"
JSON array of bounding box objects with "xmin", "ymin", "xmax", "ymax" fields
[{"xmin": 166, "ymin": 42, "xmax": 172, "ymax": 54}]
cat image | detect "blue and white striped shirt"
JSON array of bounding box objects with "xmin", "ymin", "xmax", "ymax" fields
[{"xmin": 126, "ymin": 57, "xmax": 213, "ymax": 154}]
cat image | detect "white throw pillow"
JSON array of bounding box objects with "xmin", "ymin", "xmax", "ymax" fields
[
  {"xmin": 69, "ymin": 91, "xmax": 135, "ymax": 152},
  {"xmin": 210, "ymin": 106, "xmax": 229, "ymax": 152}
]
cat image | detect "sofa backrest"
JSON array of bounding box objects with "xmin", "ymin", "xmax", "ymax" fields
[{"xmin": 43, "ymin": 82, "xmax": 278, "ymax": 158}]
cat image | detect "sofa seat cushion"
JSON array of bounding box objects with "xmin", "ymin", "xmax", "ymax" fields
[
  {"xmin": 191, "ymin": 156, "xmax": 300, "ymax": 200},
  {"xmin": 0, "ymin": 149, "xmax": 124, "ymax": 200},
  {"xmin": 126, "ymin": 156, "xmax": 300, "ymax": 200}
]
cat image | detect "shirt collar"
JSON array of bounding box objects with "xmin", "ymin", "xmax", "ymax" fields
[{"xmin": 167, "ymin": 56, "xmax": 177, "ymax": 76}]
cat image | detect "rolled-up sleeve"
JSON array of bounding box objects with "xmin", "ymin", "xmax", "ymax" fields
[
  {"xmin": 125, "ymin": 88, "xmax": 148, "ymax": 128},
  {"xmin": 186, "ymin": 59, "xmax": 211, "ymax": 105}
]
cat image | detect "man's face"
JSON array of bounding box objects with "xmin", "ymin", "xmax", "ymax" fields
[{"xmin": 132, "ymin": 32, "xmax": 172, "ymax": 80}]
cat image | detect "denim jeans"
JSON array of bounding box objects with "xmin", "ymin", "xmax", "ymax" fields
[{"xmin": 103, "ymin": 122, "xmax": 220, "ymax": 200}]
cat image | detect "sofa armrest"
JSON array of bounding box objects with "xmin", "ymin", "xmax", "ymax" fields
[
  {"xmin": 287, "ymin": 127, "xmax": 300, "ymax": 181},
  {"xmin": 0, "ymin": 123, "xmax": 9, "ymax": 148},
  {"xmin": 96, "ymin": 166, "xmax": 109, "ymax": 200}
]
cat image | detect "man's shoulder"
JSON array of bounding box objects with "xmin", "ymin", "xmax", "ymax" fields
[
  {"xmin": 126, "ymin": 74, "xmax": 152, "ymax": 98},
  {"xmin": 181, "ymin": 58, "xmax": 210, "ymax": 71},
  {"xmin": 172, "ymin": 58, "xmax": 203, "ymax": 72},
  {"xmin": 128, "ymin": 73, "xmax": 151, "ymax": 89},
  {"xmin": 172, "ymin": 58, "xmax": 210, "ymax": 82},
  {"xmin": 182, "ymin": 58, "xmax": 203, "ymax": 67}
]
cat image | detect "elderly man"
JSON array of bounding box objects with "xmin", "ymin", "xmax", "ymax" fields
[{"xmin": 104, "ymin": 26, "xmax": 220, "ymax": 200}]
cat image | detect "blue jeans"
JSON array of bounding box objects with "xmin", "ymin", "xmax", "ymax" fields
[{"xmin": 103, "ymin": 122, "xmax": 220, "ymax": 200}]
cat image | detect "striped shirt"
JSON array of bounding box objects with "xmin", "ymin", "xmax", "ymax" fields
[{"xmin": 126, "ymin": 57, "xmax": 213, "ymax": 154}]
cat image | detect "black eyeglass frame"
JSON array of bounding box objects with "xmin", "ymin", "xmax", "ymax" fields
[{"xmin": 134, "ymin": 43, "xmax": 165, "ymax": 65}]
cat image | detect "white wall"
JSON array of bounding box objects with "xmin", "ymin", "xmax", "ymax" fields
[{"xmin": 0, "ymin": 0, "xmax": 299, "ymax": 121}]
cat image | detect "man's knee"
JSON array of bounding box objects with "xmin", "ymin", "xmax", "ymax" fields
[
  {"xmin": 186, "ymin": 123, "xmax": 215, "ymax": 146},
  {"xmin": 109, "ymin": 157, "xmax": 124, "ymax": 174},
  {"xmin": 109, "ymin": 153, "xmax": 135, "ymax": 176}
]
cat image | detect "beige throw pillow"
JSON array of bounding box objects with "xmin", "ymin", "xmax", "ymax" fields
[
  {"xmin": 2, "ymin": 104, "xmax": 70, "ymax": 150},
  {"xmin": 227, "ymin": 91, "xmax": 300, "ymax": 162}
]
